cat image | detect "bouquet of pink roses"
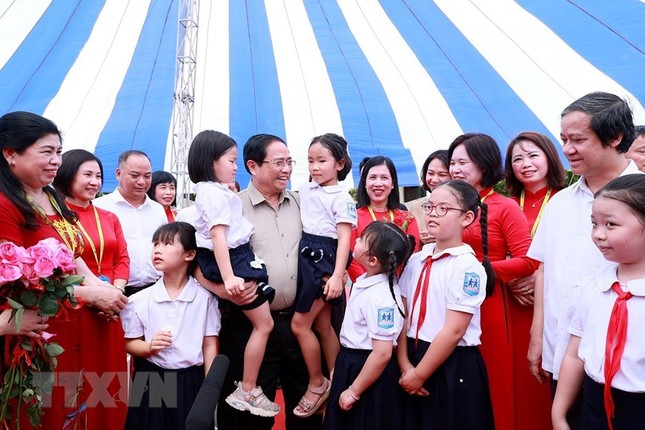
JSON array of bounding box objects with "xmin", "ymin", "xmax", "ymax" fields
[{"xmin": 0, "ymin": 238, "xmax": 83, "ymax": 428}]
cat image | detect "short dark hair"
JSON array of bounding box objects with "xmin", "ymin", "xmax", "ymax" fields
[
  {"xmin": 356, "ymin": 156, "xmax": 401, "ymax": 209},
  {"xmin": 561, "ymin": 92, "xmax": 635, "ymax": 153},
  {"xmin": 504, "ymin": 132, "xmax": 566, "ymax": 197},
  {"xmin": 309, "ymin": 133, "xmax": 352, "ymax": 181},
  {"xmin": 152, "ymin": 222, "xmax": 198, "ymax": 275},
  {"xmin": 118, "ymin": 149, "xmax": 150, "ymax": 167},
  {"xmin": 0, "ymin": 111, "xmax": 74, "ymax": 229},
  {"xmin": 187, "ymin": 130, "xmax": 236, "ymax": 183},
  {"xmin": 448, "ymin": 133, "xmax": 503, "ymax": 189},
  {"xmin": 420, "ymin": 150, "xmax": 449, "ymax": 192},
  {"xmin": 54, "ymin": 149, "xmax": 105, "ymax": 198},
  {"xmin": 147, "ymin": 170, "xmax": 177, "ymax": 205},
  {"xmin": 634, "ymin": 125, "xmax": 645, "ymax": 140},
  {"xmin": 242, "ymin": 134, "xmax": 287, "ymax": 174}
]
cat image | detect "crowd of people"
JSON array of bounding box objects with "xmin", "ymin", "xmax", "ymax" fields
[{"xmin": 0, "ymin": 90, "xmax": 644, "ymax": 430}]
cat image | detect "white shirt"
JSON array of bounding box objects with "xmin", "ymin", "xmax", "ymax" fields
[
  {"xmin": 569, "ymin": 265, "xmax": 645, "ymax": 393},
  {"xmin": 94, "ymin": 188, "xmax": 167, "ymax": 287},
  {"xmin": 176, "ymin": 205, "xmax": 198, "ymax": 225},
  {"xmin": 399, "ymin": 243, "xmax": 486, "ymax": 346},
  {"xmin": 193, "ymin": 182, "xmax": 254, "ymax": 249},
  {"xmin": 340, "ymin": 273, "xmax": 404, "ymax": 350},
  {"xmin": 299, "ymin": 182, "xmax": 357, "ymax": 238},
  {"xmin": 120, "ymin": 276, "xmax": 221, "ymax": 369},
  {"xmin": 528, "ymin": 161, "xmax": 642, "ymax": 378}
]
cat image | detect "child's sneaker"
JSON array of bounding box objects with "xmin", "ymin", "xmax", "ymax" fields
[{"xmin": 225, "ymin": 382, "xmax": 280, "ymax": 417}]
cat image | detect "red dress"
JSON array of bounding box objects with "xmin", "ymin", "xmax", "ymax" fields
[
  {"xmin": 347, "ymin": 206, "xmax": 421, "ymax": 282},
  {"xmin": 462, "ymin": 188, "xmax": 539, "ymax": 430},
  {"xmin": 508, "ymin": 187, "xmax": 557, "ymax": 430},
  {"xmin": 0, "ymin": 193, "xmax": 127, "ymax": 429},
  {"xmin": 67, "ymin": 202, "xmax": 130, "ymax": 428}
]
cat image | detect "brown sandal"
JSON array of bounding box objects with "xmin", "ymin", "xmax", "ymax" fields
[{"xmin": 293, "ymin": 377, "xmax": 331, "ymax": 418}]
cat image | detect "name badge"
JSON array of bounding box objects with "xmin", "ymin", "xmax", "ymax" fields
[{"xmin": 98, "ymin": 274, "xmax": 110, "ymax": 283}]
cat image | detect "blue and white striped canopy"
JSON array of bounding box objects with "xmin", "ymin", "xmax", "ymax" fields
[{"xmin": 2, "ymin": 0, "xmax": 644, "ymax": 191}]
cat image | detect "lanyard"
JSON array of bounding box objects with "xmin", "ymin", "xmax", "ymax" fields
[
  {"xmin": 519, "ymin": 188, "xmax": 552, "ymax": 237},
  {"xmin": 73, "ymin": 204, "xmax": 105, "ymax": 274},
  {"xmin": 367, "ymin": 206, "xmax": 394, "ymax": 222},
  {"xmin": 480, "ymin": 188, "xmax": 495, "ymax": 203},
  {"xmin": 29, "ymin": 193, "xmax": 82, "ymax": 254}
]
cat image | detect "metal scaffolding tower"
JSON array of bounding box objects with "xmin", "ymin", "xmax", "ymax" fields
[{"xmin": 169, "ymin": 0, "xmax": 199, "ymax": 209}]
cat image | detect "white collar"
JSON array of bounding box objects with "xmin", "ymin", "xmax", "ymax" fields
[{"xmin": 151, "ymin": 277, "xmax": 198, "ymax": 302}]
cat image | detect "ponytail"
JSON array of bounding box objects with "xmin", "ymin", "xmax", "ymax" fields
[
  {"xmin": 386, "ymin": 250, "xmax": 406, "ymax": 318},
  {"xmin": 479, "ymin": 202, "xmax": 496, "ymax": 297}
]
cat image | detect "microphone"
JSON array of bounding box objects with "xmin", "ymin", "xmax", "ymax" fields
[{"xmin": 185, "ymin": 354, "xmax": 230, "ymax": 430}]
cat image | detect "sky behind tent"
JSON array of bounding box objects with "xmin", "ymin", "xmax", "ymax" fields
[{"xmin": 1, "ymin": 0, "xmax": 644, "ymax": 193}]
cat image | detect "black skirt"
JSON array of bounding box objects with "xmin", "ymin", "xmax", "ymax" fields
[
  {"xmin": 403, "ymin": 338, "xmax": 494, "ymax": 430},
  {"xmin": 580, "ymin": 374, "xmax": 645, "ymax": 430},
  {"xmin": 124, "ymin": 359, "xmax": 204, "ymax": 430},
  {"xmin": 295, "ymin": 232, "xmax": 349, "ymax": 312},
  {"xmin": 323, "ymin": 346, "xmax": 403, "ymax": 430},
  {"xmin": 196, "ymin": 242, "xmax": 274, "ymax": 310}
]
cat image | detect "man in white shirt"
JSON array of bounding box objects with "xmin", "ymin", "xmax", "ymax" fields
[
  {"xmin": 527, "ymin": 92, "xmax": 641, "ymax": 427},
  {"xmin": 94, "ymin": 150, "xmax": 167, "ymax": 296}
]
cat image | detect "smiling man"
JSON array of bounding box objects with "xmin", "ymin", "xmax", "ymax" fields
[
  {"xmin": 94, "ymin": 150, "xmax": 167, "ymax": 296},
  {"xmin": 526, "ymin": 92, "xmax": 641, "ymax": 428}
]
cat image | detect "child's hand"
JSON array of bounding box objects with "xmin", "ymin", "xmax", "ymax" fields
[
  {"xmin": 399, "ymin": 368, "xmax": 428, "ymax": 395},
  {"xmin": 149, "ymin": 330, "xmax": 172, "ymax": 355},
  {"xmin": 224, "ymin": 276, "xmax": 246, "ymax": 296},
  {"xmin": 339, "ymin": 388, "xmax": 359, "ymax": 411},
  {"xmin": 323, "ymin": 274, "xmax": 343, "ymax": 300}
]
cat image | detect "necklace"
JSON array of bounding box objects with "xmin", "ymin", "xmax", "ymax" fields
[{"xmin": 519, "ymin": 188, "xmax": 552, "ymax": 237}]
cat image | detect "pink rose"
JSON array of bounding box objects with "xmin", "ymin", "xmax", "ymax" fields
[
  {"xmin": 0, "ymin": 242, "xmax": 29, "ymax": 265},
  {"xmin": 0, "ymin": 262, "xmax": 22, "ymax": 284},
  {"xmin": 33, "ymin": 256, "xmax": 57, "ymax": 279},
  {"xmin": 51, "ymin": 244, "xmax": 76, "ymax": 272},
  {"xmin": 28, "ymin": 242, "xmax": 54, "ymax": 260}
]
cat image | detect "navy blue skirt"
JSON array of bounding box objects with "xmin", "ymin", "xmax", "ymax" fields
[
  {"xmin": 125, "ymin": 359, "xmax": 204, "ymax": 430},
  {"xmin": 295, "ymin": 232, "xmax": 350, "ymax": 313},
  {"xmin": 196, "ymin": 242, "xmax": 274, "ymax": 310},
  {"xmin": 323, "ymin": 346, "xmax": 403, "ymax": 430},
  {"xmin": 580, "ymin": 374, "xmax": 645, "ymax": 430},
  {"xmin": 403, "ymin": 338, "xmax": 494, "ymax": 430}
]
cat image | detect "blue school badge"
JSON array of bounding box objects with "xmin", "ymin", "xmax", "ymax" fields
[
  {"xmin": 377, "ymin": 307, "xmax": 395, "ymax": 329},
  {"xmin": 347, "ymin": 202, "xmax": 357, "ymax": 220},
  {"xmin": 463, "ymin": 272, "xmax": 480, "ymax": 296}
]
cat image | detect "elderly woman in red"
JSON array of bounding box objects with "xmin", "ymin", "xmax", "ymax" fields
[
  {"xmin": 0, "ymin": 111, "xmax": 127, "ymax": 429},
  {"xmin": 448, "ymin": 133, "xmax": 539, "ymax": 430}
]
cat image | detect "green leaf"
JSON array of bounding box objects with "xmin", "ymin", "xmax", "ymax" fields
[
  {"xmin": 20, "ymin": 341, "xmax": 32, "ymax": 352},
  {"xmin": 62, "ymin": 275, "xmax": 84, "ymax": 286},
  {"xmin": 14, "ymin": 306, "xmax": 24, "ymax": 332},
  {"xmin": 45, "ymin": 342, "xmax": 65, "ymax": 357},
  {"xmin": 6, "ymin": 297, "xmax": 23, "ymax": 310},
  {"xmin": 20, "ymin": 289, "xmax": 37, "ymax": 307},
  {"xmin": 38, "ymin": 296, "xmax": 60, "ymax": 316}
]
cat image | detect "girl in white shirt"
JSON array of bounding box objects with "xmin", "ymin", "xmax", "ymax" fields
[
  {"xmin": 323, "ymin": 220, "xmax": 413, "ymax": 430},
  {"xmin": 397, "ymin": 180, "xmax": 495, "ymax": 430},
  {"xmin": 291, "ymin": 133, "xmax": 356, "ymax": 417},
  {"xmin": 121, "ymin": 222, "xmax": 220, "ymax": 430},
  {"xmin": 553, "ymin": 174, "xmax": 645, "ymax": 430},
  {"xmin": 187, "ymin": 130, "xmax": 279, "ymax": 417}
]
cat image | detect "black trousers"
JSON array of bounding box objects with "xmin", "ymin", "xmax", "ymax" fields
[{"xmin": 216, "ymin": 305, "xmax": 323, "ymax": 430}]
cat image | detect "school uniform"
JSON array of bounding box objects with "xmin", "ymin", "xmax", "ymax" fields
[
  {"xmin": 323, "ymin": 273, "xmax": 404, "ymax": 430},
  {"xmin": 193, "ymin": 181, "xmax": 274, "ymax": 309},
  {"xmin": 120, "ymin": 277, "xmax": 221, "ymax": 430},
  {"xmin": 295, "ymin": 181, "xmax": 356, "ymax": 312},
  {"xmin": 569, "ymin": 265, "xmax": 645, "ymax": 429},
  {"xmin": 399, "ymin": 243, "xmax": 494, "ymax": 430}
]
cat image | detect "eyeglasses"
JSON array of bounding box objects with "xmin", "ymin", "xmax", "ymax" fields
[
  {"xmin": 261, "ymin": 158, "xmax": 296, "ymax": 169},
  {"xmin": 421, "ymin": 203, "xmax": 466, "ymax": 217}
]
